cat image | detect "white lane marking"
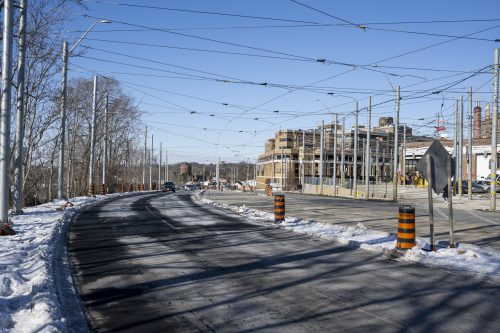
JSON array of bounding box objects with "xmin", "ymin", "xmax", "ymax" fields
[{"xmin": 145, "ymin": 205, "xmax": 180, "ymax": 230}]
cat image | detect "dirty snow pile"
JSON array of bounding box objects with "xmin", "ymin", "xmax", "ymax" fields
[
  {"xmin": 197, "ymin": 192, "xmax": 500, "ymax": 283},
  {"xmin": 0, "ymin": 194, "xmax": 123, "ymax": 333}
]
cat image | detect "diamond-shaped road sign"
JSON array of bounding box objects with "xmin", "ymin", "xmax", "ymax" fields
[{"xmin": 416, "ymin": 140, "xmax": 455, "ymax": 194}]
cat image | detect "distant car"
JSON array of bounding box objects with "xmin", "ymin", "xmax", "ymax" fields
[
  {"xmin": 162, "ymin": 181, "xmax": 176, "ymax": 192},
  {"xmin": 184, "ymin": 184, "xmax": 196, "ymax": 191}
]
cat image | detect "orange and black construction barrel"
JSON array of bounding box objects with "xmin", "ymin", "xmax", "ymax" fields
[
  {"xmin": 88, "ymin": 184, "xmax": 95, "ymax": 197},
  {"xmin": 274, "ymin": 193, "xmax": 285, "ymax": 223},
  {"xmin": 396, "ymin": 205, "xmax": 416, "ymax": 250}
]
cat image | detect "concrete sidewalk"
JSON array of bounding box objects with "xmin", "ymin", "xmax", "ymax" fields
[{"xmin": 200, "ymin": 189, "xmax": 500, "ymax": 250}]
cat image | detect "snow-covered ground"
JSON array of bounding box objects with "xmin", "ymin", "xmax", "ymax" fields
[
  {"xmin": 1, "ymin": 190, "xmax": 499, "ymax": 332},
  {"xmin": 196, "ymin": 191, "xmax": 500, "ymax": 284},
  {"xmin": 0, "ymin": 194, "xmax": 126, "ymax": 333}
]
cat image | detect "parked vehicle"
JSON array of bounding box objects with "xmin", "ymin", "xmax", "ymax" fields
[
  {"xmin": 162, "ymin": 181, "xmax": 176, "ymax": 192},
  {"xmin": 476, "ymin": 180, "xmax": 490, "ymax": 193},
  {"xmin": 456, "ymin": 180, "xmax": 488, "ymax": 194}
]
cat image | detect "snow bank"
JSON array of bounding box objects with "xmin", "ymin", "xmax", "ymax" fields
[
  {"xmin": 0, "ymin": 194, "xmax": 125, "ymax": 333},
  {"xmin": 196, "ymin": 192, "xmax": 500, "ymax": 283}
]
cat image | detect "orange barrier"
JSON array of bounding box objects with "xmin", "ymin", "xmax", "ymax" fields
[
  {"xmin": 274, "ymin": 194, "xmax": 285, "ymax": 223},
  {"xmin": 396, "ymin": 205, "xmax": 415, "ymax": 250}
]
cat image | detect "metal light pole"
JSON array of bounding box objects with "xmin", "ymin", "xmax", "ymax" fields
[
  {"xmin": 365, "ymin": 97, "xmax": 372, "ymax": 200},
  {"xmin": 281, "ymin": 146, "xmax": 284, "ymax": 189},
  {"xmin": 453, "ymin": 100, "xmax": 458, "ymax": 194},
  {"xmin": 58, "ymin": 19, "xmax": 111, "ymax": 199},
  {"xmin": 312, "ymin": 129, "xmax": 316, "ymax": 178},
  {"xmin": 101, "ymin": 93, "xmax": 108, "ymax": 195},
  {"xmin": 491, "ymin": 48, "xmax": 499, "ymax": 211},
  {"xmin": 0, "ymin": 0, "xmax": 14, "ymax": 223},
  {"xmin": 468, "ymin": 87, "xmax": 473, "ymax": 200},
  {"xmin": 320, "ymin": 121, "xmax": 324, "ymax": 194},
  {"xmin": 142, "ymin": 127, "xmax": 147, "ymax": 190},
  {"xmin": 166, "ymin": 150, "xmax": 169, "ymax": 181},
  {"xmin": 13, "ymin": 0, "xmax": 27, "ymax": 214},
  {"xmin": 88, "ymin": 76, "xmax": 98, "ymax": 196},
  {"xmin": 458, "ymin": 95, "xmax": 464, "ymax": 196},
  {"xmin": 159, "ymin": 142, "xmax": 162, "ymax": 185},
  {"xmin": 403, "ymin": 125, "xmax": 407, "ymax": 186},
  {"xmin": 150, "ymin": 135, "xmax": 153, "ymax": 190},
  {"xmin": 333, "ymin": 114, "xmax": 338, "ymax": 195},
  {"xmin": 216, "ymin": 157, "xmax": 220, "ymax": 189},
  {"xmin": 392, "ymin": 86, "xmax": 400, "ymax": 201},
  {"xmin": 375, "ymin": 140, "xmax": 380, "ymax": 184},
  {"xmin": 301, "ymin": 130, "xmax": 305, "ymax": 187},
  {"xmin": 353, "ymin": 102, "xmax": 359, "ymax": 197},
  {"xmin": 341, "ymin": 117, "xmax": 346, "ymax": 185}
]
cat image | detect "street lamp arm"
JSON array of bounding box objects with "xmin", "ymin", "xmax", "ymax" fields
[{"xmin": 69, "ymin": 19, "xmax": 112, "ymax": 54}]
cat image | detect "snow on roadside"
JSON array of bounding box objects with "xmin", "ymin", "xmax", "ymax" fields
[
  {"xmin": 196, "ymin": 192, "xmax": 500, "ymax": 283},
  {"xmin": 0, "ymin": 194, "xmax": 124, "ymax": 333}
]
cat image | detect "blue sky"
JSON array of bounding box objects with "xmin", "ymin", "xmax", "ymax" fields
[{"xmin": 65, "ymin": 0, "xmax": 500, "ymax": 163}]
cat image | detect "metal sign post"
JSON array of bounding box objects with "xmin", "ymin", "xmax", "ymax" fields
[
  {"xmin": 417, "ymin": 140, "xmax": 456, "ymax": 251},
  {"xmin": 447, "ymin": 155, "xmax": 455, "ymax": 248},
  {"xmin": 426, "ymin": 155, "xmax": 436, "ymax": 251}
]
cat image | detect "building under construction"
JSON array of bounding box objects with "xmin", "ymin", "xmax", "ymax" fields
[{"xmin": 256, "ymin": 117, "xmax": 411, "ymax": 190}]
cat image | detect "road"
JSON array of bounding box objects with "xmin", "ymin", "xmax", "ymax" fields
[
  {"xmin": 69, "ymin": 192, "xmax": 500, "ymax": 332},
  {"xmin": 204, "ymin": 190, "xmax": 500, "ymax": 249}
]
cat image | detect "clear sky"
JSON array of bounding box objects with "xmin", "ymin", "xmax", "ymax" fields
[{"xmin": 65, "ymin": 0, "xmax": 500, "ymax": 163}]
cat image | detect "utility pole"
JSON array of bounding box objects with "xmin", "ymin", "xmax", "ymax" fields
[
  {"xmin": 375, "ymin": 140, "xmax": 380, "ymax": 185},
  {"xmin": 88, "ymin": 76, "xmax": 98, "ymax": 196},
  {"xmin": 58, "ymin": 19, "xmax": 112, "ymax": 198},
  {"xmin": 13, "ymin": 0, "xmax": 27, "ymax": 214},
  {"xmin": 491, "ymin": 48, "xmax": 499, "ymax": 211},
  {"xmin": 353, "ymin": 102, "xmax": 359, "ymax": 198},
  {"xmin": 281, "ymin": 146, "xmax": 284, "ymax": 190},
  {"xmin": 57, "ymin": 42, "xmax": 69, "ymax": 199},
  {"xmin": 102, "ymin": 93, "xmax": 108, "ymax": 194},
  {"xmin": 402, "ymin": 125, "xmax": 407, "ymax": 186},
  {"xmin": 254, "ymin": 160, "xmax": 258, "ymax": 189},
  {"xmin": 159, "ymin": 142, "xmax": 162, "ymax": 185},
  {"xmin": 246, "ymin": 159, "xmax": 250, "ymax": 182},
  {"xmin": 216, "ymin": 157, "xmax": 220, "ymax": 190},
  {"xmin": 333, "ymin": 114, "xmax": 338, "ymax": 195},
  {"xmin": 458, "ymin": 95, "xmax": 464, "ymax": 196},
  {"xmin": 150, "ymin": 135, "xmax": 153, "ymax": 190},
  {"xmin": 143, "ymin": 127, "xmax": 147, "ymax": 190},
  {"xmin": 320, "ymin": 121, "xmax": 324, "ymax": 194},
  {"xmin": 166, "ymin": 150, "xmax": 169, "ymax": 181},
  {"xmin": 365, "ymin": 97, "xmax": 372, "ymax": 200},
  {"xmin": 468, "ymin": 87, "xmax": 473, "ymax": 200},
  {"xmin": 341, "ymin": 117, "xmax": 346, "ymax": 185},
  {"xmin": 453, "ymin": 100, "xmax": 458, "ymax": 195},
  {"xmin": 312, "ymin": 128, "xmax": 316, "ymax": 178},
  {"xmin": 301, "ymin": 130, "xmax": 305, "ymax": 186},
  {"xmin": 362, "ymin": 138, "xmax": 366, "ymax": 184},
  {"xmin": 0, "ymin": 0, "xmax": 14, "ymax": 223},
  {"xmin": 392, "ymin": 86, "xmax": 400, "ymax": 201}
]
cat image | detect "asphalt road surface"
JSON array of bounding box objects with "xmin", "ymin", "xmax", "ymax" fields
[{"xmin": 69, "ymin": 192, "xmax": 500, "ymax": 332}]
